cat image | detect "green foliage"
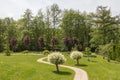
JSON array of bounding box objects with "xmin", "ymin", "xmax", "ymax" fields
[
  {"xmin": 61, "ymin": 9, "xmax": 90, "ymax": 50},
  {"xmin": 90, "ymin": 6, "xmax": 120, "ymax": 51},
  {"xmin": 90, "ymin": 53, "xmax": 97, "ymax": 58},
  {"xmin": 99, "ymin": 43, "xmax": 113, "ymax": 62},
  {"xmin": 48, "ymin": 52, "xmax": 66, "ymax": 72},
  {"xmin": 0, "ymin": 4, "xmax": 120, "ymax": 63},
  {"xmin": 22, "ymin": 50, "xmax": 29, "ymax": 54},
  {"xmin": 4, "ymin": 49, "xmax": 11, "ymax": 56},
  {"xmin": 70, "ymin": 51, "xmax": 83, "ymax": 64},
  {"xmin": 48, "ymin": 52, "xmax": 66, "ymax": 64},
  {"xmin": 85, "ymin": 47, "xmax": 91, "ymax": 55},
  {"xmin": 115, "ymin": 44, "xmax": 120, "ymax": 62},
  {"xmin": 43, "ymin": 50, "xmax": 50, "ymax": 55},
  {"xmin": 50, "ymin": 3, "xmax": 61, "ymax": 36},
  {"xmin": 72, "ymin": 47, "xmax": 78, "ymax": 51},
  {"xmin": 4, "ymin": 43, "xmax": 12, "ymax": 56},
  {"xmin": 84, "ymin": 47, "xmax": 92, "ymax": 61}
]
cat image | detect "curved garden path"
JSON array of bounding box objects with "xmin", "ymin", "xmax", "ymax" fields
[{"xmin": 37, "ymin": 57, "xmax": 88, "ymax": 80}]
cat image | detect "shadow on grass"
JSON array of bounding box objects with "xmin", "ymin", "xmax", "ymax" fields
[
  {"xmin": 90, "ymin": 60, "xmax": 97, "ymax": 63},
  {"xmin": 75, "ymin": 64, "xmax": 88, "ymax": 67},
  {"xmin": 52, "ymin": 71, "xmax": 72, "ymax": 75}
]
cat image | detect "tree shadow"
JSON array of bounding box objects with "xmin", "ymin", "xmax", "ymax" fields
[
  {"xmin": 52, "ymin": 71, "xmax": 72, "ymax": 75},
  {"xmin": 75, "ymin": 64, "xmax": 88, "ymax": 67},
  {"xmin": 90, "ymin": 60, "xmax": 97, "ymax": 63}
]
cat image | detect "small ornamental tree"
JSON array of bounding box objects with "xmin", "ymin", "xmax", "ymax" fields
[
  {"xmin": 72, "ymin": 37, "xmax": 79, "ymax": 50},
  {"xmin": 85, "ymin": 47, "xmax": 92, "ymax": 61},
  {"xmin": 73, "ymin": 37, "xmax": 78, "ymax": 47},
  {"xmin": 51, "ymin": 37, "xmax": 57, "ymax": 51},
  {"xmin": 4, "ymin": 44, "xmax": 11, "ymax": 56},
  {"xmin": 10, "ymin": 37, "xmax": 17, "ymax": 51},
  {"xmin": 23, "ymin": 35, "xmax": 30, "ymax": 49},
  {"xmin": 38, "ymin": 37, "xmax": 44, "ymax": 50},
  {"xmin": 48, "ymin": 52, "xmax": 66, "ymax": 73},
  {"xmin": 63, "ymin": 37, "xmax": 71, "ymax": 51},
  {"xmin": 70, "ymin": 51, "xmax": 83, "ymax": 65}
]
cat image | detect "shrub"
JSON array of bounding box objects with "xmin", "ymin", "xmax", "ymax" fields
[
  {"xmin": 22, "ymin": 50, "xmax": 29, "ymax": 54},
  {"xmin": 85, "ymin": 47, "xmax": 92, "ymax": 61},
  {"xmin": 91, "ymin": 53, "xmax": 97, "ymax": 58},
  {"xmin": 4, "ymin": 44, "xmax": 12, "ymax": 56},
  {"xmin": 99, "ymin": 43, "xmax": 113, "ymax": 62},
  {"xmin": 48, "ymin": 52, "xmax": 66, "ymax": 73},
  {"xmin": 70, "ymin": 51, "xmax": 83, "ymax": 65},
  {"xmin": 115, "ymin": 44, "xmax": 120, "ymax": 62},
  {"xmin": 43, "ymin": 50, "xmax": 50, "ymax": 55},
  {"xmin": 4, "ymin": 49, "xmax": 12, "ymax": 56}
]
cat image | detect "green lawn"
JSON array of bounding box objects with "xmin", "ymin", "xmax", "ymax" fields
[
  {"xmin": 0, "ymin": 53, "xmax": 74, "ymax": 80},
  {"xmin": 63, "ymin": 53, "xmax": 120, "ymax": 80},
  {"xmin": 1, "ymin": 52, "xmax": 120, "ymax": 80}
]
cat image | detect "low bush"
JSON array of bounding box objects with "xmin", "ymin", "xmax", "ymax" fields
[
  {"xmin": 43, "ymin": 50, "xmax": 50, "ymax": 55},
  {"xmin": 22, "ymin": 50, "xmax": 29, "ymax": 54},
  {"xmin": 4, "ymin": 49, "xmax": 12, "ymax": 56},
  {"xmin": 91, "ymin": 53, "xmax": 97, "ymax": 58}
]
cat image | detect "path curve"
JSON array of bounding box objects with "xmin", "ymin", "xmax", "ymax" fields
[{"xmin": 37, "ymin": 57, "xmax": 88, "ymax": 80}]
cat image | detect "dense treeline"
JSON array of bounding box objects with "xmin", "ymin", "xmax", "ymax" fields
[{"xmin": 0, "ymin": 4, "xmax": 120, "ymax": 61}]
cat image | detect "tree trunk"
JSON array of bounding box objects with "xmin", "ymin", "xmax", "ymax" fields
[
  {"xmin": 108, "ymin": 56, "xmax": 111, "ymax": 62},
  {"xmin": 108, "ymin": 58, "xmax": 110, "ymax": 62},
  {"xmin": 76, "ymin": 59, "xmax": 79, "ymax": 65},
  {"xmin": 88, "ymin": 57, "xmax": 90, "ymax": 61},
  {"xmin": 103, "ymin": 56, "xmax": 105, "ymax": 59},
  {"xmin": 55, "ymin": 64, "xmax": 59, "ymax": 73}
]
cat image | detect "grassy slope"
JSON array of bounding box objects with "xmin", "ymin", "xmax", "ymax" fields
[
  {"xmin": 0, "ymin": 53, "xmax": 74, "ymax": 80},
  {"xmin": 1, "ymin": 52, "xmax": 120, "ymax": 80},
  {"xmin": 64, "ymin": 54, "xmax": 120, "ymax": 80}
]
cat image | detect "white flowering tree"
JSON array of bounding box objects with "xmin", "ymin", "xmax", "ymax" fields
[
  {"xmin": 48, "ymin": 52, "xmax": 66, "ymax": 73},
  {"xmin": 70, "ymin": 51, "xmax": 83, "ymax": 65}
]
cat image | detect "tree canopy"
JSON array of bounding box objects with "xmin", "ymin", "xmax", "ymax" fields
[{"xmin": 0, "ymin": 4, "xmax": 120, "ymax": 61}]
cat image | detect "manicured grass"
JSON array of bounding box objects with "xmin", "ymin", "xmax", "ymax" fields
[
  {"xmin": 63, "ymin": 53, "xmax": 120, "ymax": 80},
  {"xmin": 0, "ymin": 53, "xmax": 74, "ymax": 80},
  {"xmin": 1, "ymin": 52, "xmax": 120, "ymax": 80}
]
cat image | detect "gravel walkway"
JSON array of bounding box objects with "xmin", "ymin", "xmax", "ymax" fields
[{"xmin": 37, "ymin": 57, "xmax": 88, "ymax": 80}]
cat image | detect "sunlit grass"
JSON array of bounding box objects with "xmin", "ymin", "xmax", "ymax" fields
[
  {"xmin": 1, "ymin": 52, "xmax": 120, "ymax": 80},
  {"xmin": 0, "ymin": 53, "xmax": 74, "ymax": 80},
  {"xmin": 63, "ymin": 53, "xmax": 120, "ymax": 80}
]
